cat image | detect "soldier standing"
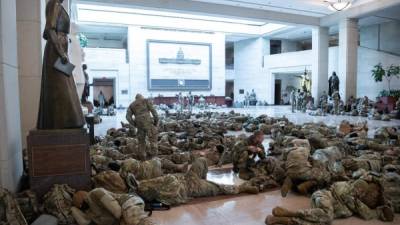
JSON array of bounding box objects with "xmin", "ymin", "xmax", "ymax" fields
[
  {"xmin": 245, "ymin": 92, "xmax": 250, "ymax": 108},
  {"xmin": 98, "ymin": 90, "xmax": 106, "ymax": 109},
  {"xmin": 199, "ymin": 95, "xmax": 206, "ymax": 109},
  {"xmin": 332, "ymin": 91, "xmax": 340, "ymax": 115},
  {"xmin": 126, "ymin": 94, "xmax": 159, "ymax": 161},
  {"xmin": 319, "ymin": 91, "xmax": 328, "ymax": 115},
  {"xmin": 290, "ymin": 90, "xmax": 296, "ymax": 113},
  {"xmin": 187, "ymin": 91, "xmax": 194, "ymax": 113},
  {"xmin": 177, "ymin": 92, "xmax": 184, "ymax": 112},
  {"xmin": 358, "ymin": 96, "xmax": 370, "ymax": 117},
  {"xmin": 396, "ymin": 98, "xmax": 400, "ymax": 119},
  {"xmin": 302, "ymin": 92, "xmax": 309, "ymax": 113},
  {"xmin": 296, "ymin": 89, "xmax": 303, "ymax": 111}
]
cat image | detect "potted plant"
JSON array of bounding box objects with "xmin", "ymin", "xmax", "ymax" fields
[{"xmin": 372, "ymin": 63, "xmax": 400, "ymax": 111}]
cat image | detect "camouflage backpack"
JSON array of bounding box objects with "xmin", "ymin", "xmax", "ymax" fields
[
  {"xmin": 16, "ymin": 190, "xmax": 40, "ymax": 224},
  {"xmin": 0, "ymin": 187, "xmax": 28, "ymax": 225},
  {"xmin": 43, "ymin": 184, "xmax": 75, "ymax": 225}
]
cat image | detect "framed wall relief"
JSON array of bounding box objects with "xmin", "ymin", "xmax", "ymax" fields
[{"xmin": 147, "ymin": 40, "xmax": 212, "ymax": 90}]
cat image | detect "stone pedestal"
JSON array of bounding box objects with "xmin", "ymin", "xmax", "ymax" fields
[{"xmin": 27, "ymin": 129, "xmax": 91, "ymax": 197}]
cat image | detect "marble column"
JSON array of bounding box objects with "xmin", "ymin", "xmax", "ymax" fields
[
  {"xmin": 312, "ymin": 26, "xmax": 329, "ymax": 100},
  {"xmin": 338, "ymin": 18, "xmax": 358, "ymax": 102},
  {"xmin": 0, "ymin": 0, "xmax": 24, "ymax": 191},
  {"xmin": 16, "ymin": 0, "xmax": 45, "ymax": 148}
]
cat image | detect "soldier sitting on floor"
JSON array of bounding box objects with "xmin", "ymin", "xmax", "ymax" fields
[{"xmin": 232, "ymin": 130, "xmax": 266, "ymax": 180}]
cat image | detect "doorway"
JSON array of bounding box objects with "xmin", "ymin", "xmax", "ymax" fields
[
  {"xmin": 274, "ymin": 80, "xmax": 281, "ymax": 105},
  {"xmin": 225, "ymin": 81, "xmax": 234, "ymax": 99},
  {"xmin": 93, "ymin": 78, "xmax": 116, "ymax": 108}
]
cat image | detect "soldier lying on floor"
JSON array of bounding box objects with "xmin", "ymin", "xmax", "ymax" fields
[
  {"xmin": 130, "ymin": 158, "xmax": 260, "ymax": 206},
  {"xmin": 281, "ymin": 139, "xmax": 332, "ymax": 197},
  {"xmin": 71, "ymin": 188, "xmax": 155, "ymax": 225},
  {"xmin": 265, "ymin": 171, "xmax": 400, "ymax": 225}
]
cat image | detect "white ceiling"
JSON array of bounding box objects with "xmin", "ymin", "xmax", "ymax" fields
[
  {"xmin": 193, "ymin": 0, "xmax": 376, "ymax": 17},
  {"xmin": 268, "ymin": 3, "xmax": 400, "ymax": 41},
  {"xmin": 75, "ymin": 0, "xmax": 400, "ymax": 42}
]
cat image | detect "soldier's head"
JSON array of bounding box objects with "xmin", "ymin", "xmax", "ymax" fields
[
  {"xmin": 82, "ymin": 64, "xmax": 87, "ymax": 70},
  {"xmin": 135, "ymin": 94, "xmax": 144, "ymax": 100},
  {"xmin": 73, "ymin": 191, "xmax": 88, "ymax": 209},
  {"xmin": 249, "ymin": 130, "xmax": 264, "ymax": 145}
]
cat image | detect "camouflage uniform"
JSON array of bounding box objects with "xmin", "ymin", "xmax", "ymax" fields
[
  {"xmin": 0, "ymin": 188, "xmax": 27, "ymax": 225},
  {"xmin": 342, "ymin": 153, "xmax": 382, "ymax": 173},
  {"xmin": 282, "ymin": 146, "xmax": 331, "ymax": 196},
  {"xmin": 267, "ymin": 175, "xmax": 395, "ymax": 225},
  {"xmin": 320, "ymin": 92, "xmax": 328, "ymax": 115},
  {"xmin": 126, "ymin": 94, "xmax": 159, "ymax": 160},
  {"xmin": 273, "ymin": 171, "xmax": 400, "ymax": 225},
  {"xmin": 332, "ymin": 91, "xmax": 340, "ymax": 115},
  {"xmin": 232, "ymin": 138, "xmax": 266, "ymax": 180},
  {"xmin": 290, "ymin": 90, "xmax": 296, "ymax": 113},
  {"xmin": 43, "ymin": 184, "xmax": 75, "ymax": 225},
  {"xmin": 120, "ymin": 158, "xmax": 163, "ymax": 181},
  {"xmin": 136, "ymin": 158, "xmax": 258, "ymax": 206},
  {"xmin": 71, "ymin": 188, "xmax": 154, "ymax": 225}
]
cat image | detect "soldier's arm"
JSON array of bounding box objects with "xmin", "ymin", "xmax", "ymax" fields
[
  {"xmin": 257, "ymin": 144, "xmax": 266, "ymax": 159},
  {"xmin": 126, "ymin": 105, "xmax": 135, "ymax": 126},
  {"xmin": 147, "ymin": 100, "xmax": 159, "ymax": 125},
  {"xmin": 237, "ymin": 151, "xmax": 249, "ymax": 169},
  {"xmin": 354, "ymin": 199, "xmax": 378, "ymax": 220},
  {"xmin": 217, "ymin": 147, "xmax": 228, "ymax": 167}
]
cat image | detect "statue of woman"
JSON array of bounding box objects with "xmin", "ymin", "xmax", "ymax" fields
[
  {"xmin": 37, "ymin": 0, "xmax": 85, "ymax": 129},
  {"xmin": 328, "ymin": 72, "xmax": 339, "ymax": 97}
]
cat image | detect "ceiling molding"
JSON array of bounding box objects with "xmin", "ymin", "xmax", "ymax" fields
[
  {"xmin": 320, "ymin": 0, "xmax": 400, "ymax": 26},
  {"xmin": 77, "ymin": 0, "xmax": 321, "ymax": 26}
]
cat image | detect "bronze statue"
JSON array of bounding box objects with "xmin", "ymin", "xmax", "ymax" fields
[
  {"xmin": 81, "ymin": 64, "xmax": 90, "ymax": 104},
  {"xmin": 37, "ymin": 0, "xmax": 85, "ymax": 129},
  {"xmin": 328, "ymin": 72, "xmax": 339, "ymax": 97}
]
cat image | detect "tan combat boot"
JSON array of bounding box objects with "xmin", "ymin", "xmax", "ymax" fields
[
  {"xmin": 265, "ymin": 215, "xmax": 294, "ymax": 225},
  {"xmin": 272, "ymin": 206, "xmax": 298, "ymax": 217},
  {"xmin": 238, "ymin": 184, "xmax": 259, "ymax": 194},
  {"xmin": 281, "ymin": 177, "xmax": 293, "ymax": 197},
  {"xmin": 297, "ymin": 180, "xmax": 317, "ymax": 195}
]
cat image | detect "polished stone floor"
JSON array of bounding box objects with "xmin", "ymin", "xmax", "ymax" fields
[
  {"xmin": 150, "ymin": 190, "xmax": 400, "ymax": 225},
  {"xmin": 95, "ymin": 106, "xmax": 400, "ymax": 225},
  {"xmin": 95, "ymin": 106, "xmax": 400, "ymax": 137}
]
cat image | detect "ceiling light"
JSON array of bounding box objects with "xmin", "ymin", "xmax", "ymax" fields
[{"xmin": 325, "ymin": 0, "xmax": 352, "ymax": 11}]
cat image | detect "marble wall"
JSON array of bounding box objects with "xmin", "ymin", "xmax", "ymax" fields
[
  {"xmin": 233, "ymin": 35, "xmax": 400, "ymax": 105},
  {"xmin": 84, "ymin": 48, "xmax": 130, "ymax": 107},
  {"xmin": 234, "ymin": 37, "xmax": 268, "ymax": 103}
]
